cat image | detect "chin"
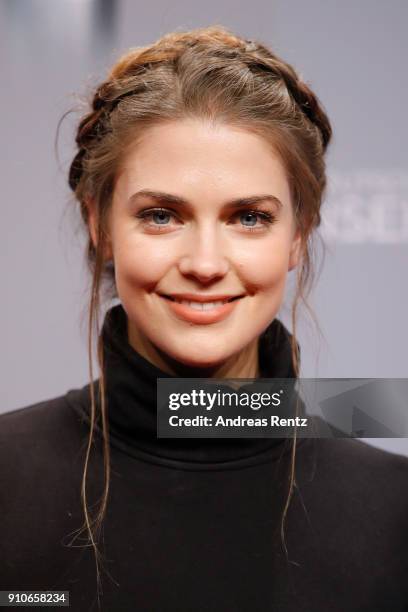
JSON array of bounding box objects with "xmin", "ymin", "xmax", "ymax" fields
[
  {"xmin": 160, "ymin": 341, "xmax": 230, "ymax": 370},
  {"xmin": 182, "ymin": 356, "xmax": 225, "ymax": 369}
]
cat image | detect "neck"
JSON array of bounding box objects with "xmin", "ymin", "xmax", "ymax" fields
[{"xmin": 127, "ymin": 319, "xmax": 260, "ymax": 379}]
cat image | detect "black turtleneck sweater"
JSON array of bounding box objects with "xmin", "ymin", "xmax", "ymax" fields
[{"xmin": 0, "ymin": 304, "xmax": 407, "ymax": 612}]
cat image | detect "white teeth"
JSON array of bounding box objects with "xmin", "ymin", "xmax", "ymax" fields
[{"xmin": 179, "ymin": 300, "xmax": 226, "ymax": 310}]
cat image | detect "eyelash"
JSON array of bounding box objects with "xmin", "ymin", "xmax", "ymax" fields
[{"xmin": 135, "ymin": 207, "xmax": 277, "ymax": 232}]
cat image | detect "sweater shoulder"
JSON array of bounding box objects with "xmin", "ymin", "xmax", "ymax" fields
[
  {"xmin": 305, "ymin": 414, "xmax": 408, "ymax": 470},
  {"xmin": 297, "ymin": 425, "xmax": 408, "ymax": 519},
  {"xmin": 1, "ymin": 392, "xmax": 69, "ymax": 428},
  {"xmin": 313, "ymin": 429, "xmax": 408, "ymax": 473},
  {"xmin": 0, "ymin": 387, "xmax": 90, "ymax": 467}
]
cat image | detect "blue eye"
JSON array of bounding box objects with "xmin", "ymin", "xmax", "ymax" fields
[
  {"xmin": 151, "ymin": 210, "xmax": 171, "ymax": 225},
  {"xmin": 136, "ymin": 208, "xmax": 173, "ymax": 226},
  {"xmin": 135, "ymin": 207, "xmax": 276, "ymax": 232},
  {"xmin": 240, "ymin": 211, "xmax": 258, "ymax": 227},
  {"xmin": 236, "ymin": 210, "xmax": 277, "ymax": 231}
]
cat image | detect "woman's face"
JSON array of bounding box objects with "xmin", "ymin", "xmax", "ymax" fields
[{"xmin": 90, "ymin": 118, "xmax": 301, "ymax": 373}]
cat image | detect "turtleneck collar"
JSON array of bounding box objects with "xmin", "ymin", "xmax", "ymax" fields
[{"xmin": 71, "ymin": 303, "xmax": 302, "ymax": 469}]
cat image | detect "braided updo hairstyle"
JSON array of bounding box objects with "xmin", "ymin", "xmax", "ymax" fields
[{"xmin": 66, "ymin": 25, "xmax": 332, "ymax": 602}]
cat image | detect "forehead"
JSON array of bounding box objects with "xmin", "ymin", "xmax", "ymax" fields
[{"xmin": 114, "ymin": 119, "xmax": 291, "ymax": 206}]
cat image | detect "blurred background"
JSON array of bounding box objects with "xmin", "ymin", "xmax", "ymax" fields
[{"xmin": 1, "ymin": 0, "xmax": 407, "ymax": 454}]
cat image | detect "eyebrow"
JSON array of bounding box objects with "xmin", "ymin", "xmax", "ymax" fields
[{"xmin": 127, "ymin": 189, "xmax": 283, "ymax": 211}]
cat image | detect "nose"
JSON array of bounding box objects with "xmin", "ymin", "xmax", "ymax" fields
[{"xmin": 177, "ymin": 223, "xmax": 229, "ymax": 283}]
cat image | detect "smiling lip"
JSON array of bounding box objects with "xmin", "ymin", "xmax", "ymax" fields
[
  {"xmin": 160, "ymin": 293, "xmax": 244, "ymax": 303},
  {"xmin": 158, "ymin": 293, "xmax": 244, "ymax": 324}
]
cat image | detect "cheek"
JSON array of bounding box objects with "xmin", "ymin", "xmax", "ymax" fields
[
  {"xmin": 234, "ymin": 237, "xmax": 292, "ymax": 291},
  {"xmin": 113, "ymin": 235, "xmax": 173, "ymax": 289}
]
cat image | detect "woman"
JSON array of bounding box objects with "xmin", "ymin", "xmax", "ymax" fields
[{"xmin": 1, "ymin": 25, "xmax": 407, "ymax": 612}]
